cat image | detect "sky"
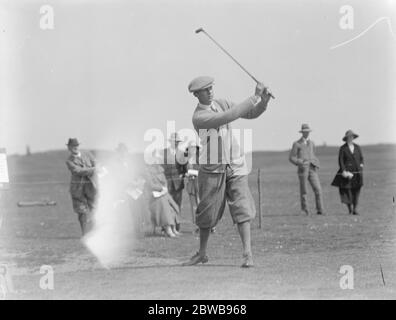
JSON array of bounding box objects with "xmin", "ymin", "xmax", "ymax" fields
[{"xmin": 0, "ymin": 0, "xmax": 395, "ymax": 155}]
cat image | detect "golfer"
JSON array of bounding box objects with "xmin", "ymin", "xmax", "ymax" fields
[{"xmin": 183, "ymin": 76, "xmax": 271, "ymax": 268}]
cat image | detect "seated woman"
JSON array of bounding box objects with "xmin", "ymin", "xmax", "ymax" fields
[
  {"xmin": 145, "ymin": 154, "xmax": 181, "ymax": 238},
  {"xmin": 331, "ymin": 130, "xmax": 364, "ymax": 215}
]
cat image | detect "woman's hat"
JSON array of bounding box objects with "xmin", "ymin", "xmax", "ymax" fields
[
  {"xmin": 299, "ymin": 124, "xmax": 312, "ymax": 133},
  {"xmin": 343, "ymin": 130, "xmax": 359, "ymax": 141},
  {"xmin": 66, "ymin": 138, "xmax": 80, "ymax": 147}
]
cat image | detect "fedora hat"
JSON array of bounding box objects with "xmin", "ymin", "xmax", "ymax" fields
[
  {"xmin": 66, "ymin": 138, "xmax": 80, "ymax": 147},
  {"xmin": 299, "ymin": 124, "xmax": 312, "ymax": 133},
  {"xmin": 342, "ymin": 130, "xmax": 359, "ymax": 142},
  {"xmin": 168, "ymin": 132, "xmax": 183, "ymax": 142}
]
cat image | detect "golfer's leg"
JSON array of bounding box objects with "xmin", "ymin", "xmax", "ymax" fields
[
  {"xmin": 188, "ymin": 194, "xmax": 197, "ymax": 224},
  {"xmin": 194, "ymin": 172, "xmax": 226, "ymax": 257},
  {"xmin": 237, "ymin": 221, "xmax": 252, "ymax": 256},
  {"xmin": 199, "ymin": 227, "xmax": 211, "ymax": 256},
  {"xmin": 226, "ymin": 172, "xmax": 255, "ymax": 264}
]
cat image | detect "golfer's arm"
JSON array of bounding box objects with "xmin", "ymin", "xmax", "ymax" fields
[
  {"xmin": 241, "ymin": 98, "xmax": 268, "ymax": 119},
  {"xmin": 193, "ymin": 97, "xmax": 255, "ymax": 129},
  {"xmin": 66, "ymin": 161, "xmax": 95, "ymax": 177}
]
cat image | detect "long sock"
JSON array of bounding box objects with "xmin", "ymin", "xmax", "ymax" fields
[
  {"xmin": 237, "ymin": 221, "xmax": 252, "ymax": 256},
  {"xmin": 199, "ymin": 228, "xmax": 210, "ymax": 256}
]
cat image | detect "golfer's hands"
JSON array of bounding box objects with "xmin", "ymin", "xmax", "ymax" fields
[
  {"xmin": 255, "ymin": 82, "xmax": 266, "ymax": 96},
  {"xmin": 255, "ymin": 82, "xmax": 272, "ymax": 105},
  {"xmin": 261, "ymin": 87, "xmax": 272, "ymax": 104}
]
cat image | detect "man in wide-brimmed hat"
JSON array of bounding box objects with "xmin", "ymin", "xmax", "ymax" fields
[
  {"xmin": 161, "ymin": 132, "xmax": 187, "ymax": 231},
  {"xmin": 65, "ymin": 138, "xmax": 97, "ymax": 235},
  {"xmin": 289, "ymin": 124, "xmax": 324, "ymax": 215}
]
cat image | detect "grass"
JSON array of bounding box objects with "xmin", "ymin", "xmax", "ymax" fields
[{"xmin": 1, "ymin": 145, "xmax": 396, "ymax": 299}]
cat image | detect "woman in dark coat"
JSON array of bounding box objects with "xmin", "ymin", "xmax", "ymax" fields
[{"xmin": 331, "ymin": 130, "xmax": 364, "ymax": 215}]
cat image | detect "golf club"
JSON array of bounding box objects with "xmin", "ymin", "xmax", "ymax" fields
[{"xmin": 195, "ymin": 27, "xmax": 275, "ymax": 99}]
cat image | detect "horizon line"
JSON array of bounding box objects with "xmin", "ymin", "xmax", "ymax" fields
[{"xmin": 7, "ymin": 142, "xmax": 396, "ymax": 157}]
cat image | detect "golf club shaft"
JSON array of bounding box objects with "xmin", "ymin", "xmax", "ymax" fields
[{"xmin": 200, "ymin": 29, "xmax": 275, "ymax": 99}]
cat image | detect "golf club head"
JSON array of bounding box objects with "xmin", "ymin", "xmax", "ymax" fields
[{"xmin": 195, "ymin": 28, "xmax": 204, "ymax": 34}]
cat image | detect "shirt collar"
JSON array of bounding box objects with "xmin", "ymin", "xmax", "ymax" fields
[{"xmin": 198, "ymin": 102, "xmax": 213, "ymax": 110}]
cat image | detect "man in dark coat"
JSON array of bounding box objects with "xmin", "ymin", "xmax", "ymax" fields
[
  {"xmin": 65, "ymin": 138, "xmax": 97, "ymax": 235},
  {"xmin": 331, "ymin": 130, "xmax": 364, "ymax": 215}
]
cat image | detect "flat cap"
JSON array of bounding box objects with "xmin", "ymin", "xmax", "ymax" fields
[{"xmin": 188, "ymin": 76, "xmax": 214, "ymax": 93}]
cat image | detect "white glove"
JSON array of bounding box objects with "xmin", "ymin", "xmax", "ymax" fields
[{"xmin": 342, "ymin": 171, "xmax": 354, "ymax": 179}]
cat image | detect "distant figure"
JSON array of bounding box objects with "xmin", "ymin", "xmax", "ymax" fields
[
  {"xmin": 331, "ymin": 130, "xmax": 364, "ymax": 215},
  {"xmin": 112, "ymin": 143, "xmax": 146, "ymax": 233},
  {"xmin": 65, "ymin": 138, "xmax": 97, "ymax": 235},
  {"xmin": 127, "ymin": 173, "xmax": 148, "ymax": 237},
  {"xmin": 112, "ymin": 143, "xmax": 134, "ymax": 194},
  {"xmin": 26, "ymin": 145, "xmax": 31, "ymax": 156},
  {"xmin": 115, "ymin": 143, "xmax": 131, "ymax": 171},
  {"xmin": 146, "ymin": 151, "xmax": 181, "ymax": 238},
  {"xmin": 162, "ymin": 132, "xmax": 187, "ymax": 231},
  {"xmin": 289, "ymin": 124, "xmax": 324, "ymax": 215}
]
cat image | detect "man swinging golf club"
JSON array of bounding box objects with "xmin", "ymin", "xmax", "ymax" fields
[{"xmin": 183, "ymin": 76, "xmax": 272, "ymax": 268}]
